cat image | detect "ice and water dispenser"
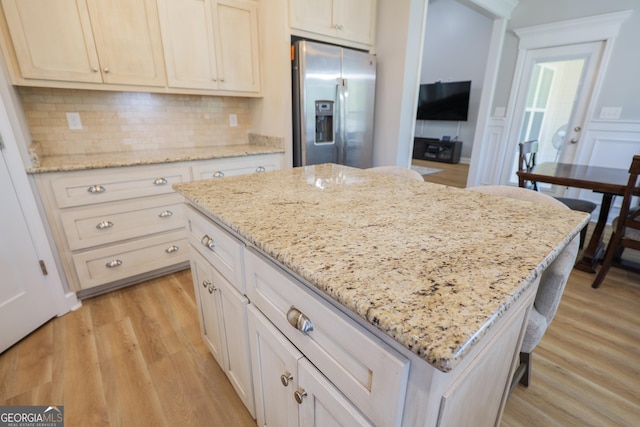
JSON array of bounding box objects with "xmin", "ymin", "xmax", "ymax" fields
[{"xmin": 315, "ymin": 100, "xmax": 334, "ymax": 144}]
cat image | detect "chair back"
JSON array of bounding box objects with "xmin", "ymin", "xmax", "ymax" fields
[
  {"xmin": 518, "ymin": 140, "xmax": 539, "ymax": 191},
  {"xmin": 467, "ymin": 185, "xmax": 579, "ymax": 352},
  {"xmin": 615, "ymin": 155, "xmax": 640, "ymax": 236}
]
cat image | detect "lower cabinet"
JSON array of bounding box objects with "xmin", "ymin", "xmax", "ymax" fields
[
  {"xmin": 248, "ymin": 305, "xmax": 372, "ymax": 427},
  {"xmin": 190, "ymin": 249, "xmax": 255, "ymax": 417}
]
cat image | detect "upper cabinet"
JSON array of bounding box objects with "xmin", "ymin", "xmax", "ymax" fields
[
  {"xmin": 289, "ymin": 0, "xmax": 377, "ymax": 46},
  {"xmin": 1, "ymin": 0, "xmax": 166, "ymax": 87},
  {"xmin": 157, "ymin": 0, "xmax": 260, "ymax": 93},
  {"xmin": 0, "ymin": 0, "xmax": 261, "ymax": 96}
]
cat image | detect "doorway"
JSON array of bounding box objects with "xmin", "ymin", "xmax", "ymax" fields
[{"xmin": 500, "ymin": 42, "xmax": 604, "ymax": 191}]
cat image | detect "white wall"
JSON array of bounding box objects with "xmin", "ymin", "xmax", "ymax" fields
[
  {"xmin": 372, "ymin": 0, "xmax": 428, "ymax": 167},
  {"xmin": 416, "ymin": 0, "xmax": 493, "ymax": 159}
]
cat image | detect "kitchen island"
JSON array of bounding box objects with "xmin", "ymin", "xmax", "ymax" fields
[{"xmin": 174, "ymin": 163, "xmax": 589, "ymax": 426}]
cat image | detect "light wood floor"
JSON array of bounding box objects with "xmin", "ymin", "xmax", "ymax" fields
[
  {"xmin": 412, "ymin": 158, "xmax": 470, "ymax": 188},
  {"xmin": 1, "ymin": 257, "xmax": 639, "ymax": 426}
]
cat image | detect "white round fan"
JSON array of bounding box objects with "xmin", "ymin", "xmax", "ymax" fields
[{"xmin": 552, "ymin": 124, "xmax": 568, "ymax": 161}]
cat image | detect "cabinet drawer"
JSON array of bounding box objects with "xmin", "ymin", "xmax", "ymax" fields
[
  {"xmin": 245, "ymin": 249, "xmax": 409, "ymax": 427},
  {"xmin": 191, "ymin": 154, "xmax": 282, "ymax": 180},
  {"xmin": 50, "ymin": 165, "xmax": 191, "ymax": 208},
  {"xmin": 72, "ymin": 231, "xmax": 188, "ymax": 290},
  {"xmin": 61, "ymin": 194, "xmax": 185, "ymax": 250},
  {"xmin": 186, "ymin": 206, "xmax": 245, "ymax": 293}
]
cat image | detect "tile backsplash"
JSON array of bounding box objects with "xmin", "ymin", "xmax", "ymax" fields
[{"xmin": 18, "ymin": 87, "xmax": 252, "ymax": 157}]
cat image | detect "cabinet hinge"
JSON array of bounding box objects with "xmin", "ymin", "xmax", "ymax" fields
[{"xmin": 39, "ymin": 260, "xmax": 49, "ymax": 276}]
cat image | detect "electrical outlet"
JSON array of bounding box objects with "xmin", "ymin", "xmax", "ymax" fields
[
  {"xmin": 599, "ymin": 107, "xmax": 622, "ymax": 120},
  {"xmin": 229, "ymin": 114, "xmax": 238, "ymax": 127},
  {"xmin": 66, "ymin": 112, "xmax": 82, "ymax": 130}
]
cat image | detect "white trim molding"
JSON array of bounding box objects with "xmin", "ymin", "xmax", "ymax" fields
[
  {"xmin": 459, "ymin": 0, "xmax": 519, "ymax": 19},
  {"xmin": 514, "ymin": 10, "xmax": 633, "ymax": 49}
]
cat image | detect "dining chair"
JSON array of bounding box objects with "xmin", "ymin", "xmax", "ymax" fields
[
  {"xmin": 518, "ymin": 140, "xmax": 597, "ymax": 248},
  {"xmin": 367, "ymin": 166, "xmax": 424, "ymax": 181},
  {"xmin": 467, "ymin": 185, "xmax": 580, "ymax": 392},
  {"xmin": 592, "ymin": 155, "xmax": 640, "ymax": 289}
]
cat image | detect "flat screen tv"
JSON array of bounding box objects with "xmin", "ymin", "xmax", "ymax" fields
[{"xmin": 416, "ymin": 80, "xmax": 471, "ymax": 121}]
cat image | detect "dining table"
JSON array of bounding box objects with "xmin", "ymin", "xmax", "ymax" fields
[{"xmin": 517, "ymin": 161, "xmax": 630, "ymax": 273}]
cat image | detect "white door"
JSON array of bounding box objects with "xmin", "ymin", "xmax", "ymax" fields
[
  {"xmin": 0, "ymin": 146, "xmax": 59, "ymax": 353},
  {"xmin": 500, "ymin": 42, "xmax": 604, "ymax": 190}
]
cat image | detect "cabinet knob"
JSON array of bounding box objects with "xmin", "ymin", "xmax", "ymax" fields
[
  {"xmin": 286, "ymin": 306, "xmax": 314, "ymax": 334},
  {"xmin": 87, "ymin": 184, "xmax": 106, "ymax": 193},
  {"xmin": 96, "ymin": 220, "xmax": 114, "ymax": 230},
  {"xmin": 256, "ymin": 166, "xmax": 266, "ymax": 173},
  {"xmin": 153, "ymin": 177, "xmax": 168, "ymax": 185},
  {"xmin": 103, "ymin": 67, "xmax": 110, "ymax": 73},
  {"xmin": 158, "ymin": 210, "xmax": 173, "ymax": 218},
  {"xmin": 208, "ymin": 285, "xmax": 216, "ymax": 294},
  {"xmin": 91, "ymin": 67, "xmax": 99, "ymax": 73},
  {"xmin": 213, "ymin": 171, "xmax": 225, "ymax": 178},
  {"xmin": 165, "ymin": 245, "xmax": 179, "ymax": 254},
  {"xmin": 202, "ymin": 279, "xmax": 211, "ymax": 289},
  {"xmin": 201, "ymin": 235, "xmax": 216, "ymax": 250},
  {"xmin": 294, "ymin": 389, "xmax": 307, "ymax": 404},
  {"xmin": 280, "ymin": 372, "xmax": 293, "ymax": 387},
  {"xmin": 106, "ymin": 259, "xmax": 123, "ymax": 268}
]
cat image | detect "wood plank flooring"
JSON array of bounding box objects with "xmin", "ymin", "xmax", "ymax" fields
[
  {"xmin": 1, "ymin": 256, "xmax": 639, "ymax": 426},
  {"xmin": 412, "ymin": 159, "xmax": 470, "ymax": 188}
]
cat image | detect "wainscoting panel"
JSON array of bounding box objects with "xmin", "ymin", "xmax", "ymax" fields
[{"xmin": 574, "ymin": 120, "xmax": 640, "ymax": 222}]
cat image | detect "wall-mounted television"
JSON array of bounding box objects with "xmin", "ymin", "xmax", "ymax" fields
[{"xmin": 416, "ymin": 80, "xmax": 471, "ymax": 121}]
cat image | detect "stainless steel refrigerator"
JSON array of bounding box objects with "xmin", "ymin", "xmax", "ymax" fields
[{"xmin": 292, "ymin": 40, "xmax": 376, "ymax": 168}]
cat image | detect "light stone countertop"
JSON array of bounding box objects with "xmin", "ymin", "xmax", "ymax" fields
[
  {"xmin": 173, "ymin": 163, "xmax": 589, "ymax": 372},
  {"xmin": 26, "ymin": 134, "xmax": 284, "ymax": 173}
]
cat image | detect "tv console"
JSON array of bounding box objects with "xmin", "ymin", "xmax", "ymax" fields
[{"xmin": 413, "ymin": 137, "xmax": 462, "ymax": 164}]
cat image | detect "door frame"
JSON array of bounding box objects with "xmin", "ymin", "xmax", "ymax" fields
[
  {"xmin": 498, "ymin": 41, "xmax": 604, "ymax": 189},
  {"xmin": 467, "ymin": 10, "xmax": 632, "ymax": 188},
  {"xmin": 499, "ymin": 11, "xmax": 631, "ymax": 188}
]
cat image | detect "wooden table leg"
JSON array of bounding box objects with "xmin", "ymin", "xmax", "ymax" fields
[{"xmin": 574, "ymin": 193, "xmax": 615, "ymax": 273}]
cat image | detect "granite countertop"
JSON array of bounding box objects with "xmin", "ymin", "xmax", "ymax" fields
[
  {"xmin": 173, "ymin": 163, "xmax": 589, "ymax": 372},
  {"xmin": 26, "ymin": 134, "xmax": 285, "ymax": 173}
]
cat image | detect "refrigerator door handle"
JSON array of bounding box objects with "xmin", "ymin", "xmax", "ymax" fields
[
  {"xmin": 335, "ymin": 79, "xmax": 342, "ymax": 164},
  {"xmin": 336, "ymin": 78, "xmax": 348, "ymax": 165}
]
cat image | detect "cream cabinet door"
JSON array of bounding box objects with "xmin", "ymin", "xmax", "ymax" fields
[
  {"xmin": 85, "ymin": 0, "xmax": 166, "ymax": 86},
  {"xmin": 191, "ymin": 251, "xmax": 227, "ymax": 369},
  {"xmin": 297, "ymin": 359, "xmax": 373, "ymax": 427},
  {"xmin": 289, "ymin": 0, "xmax": 333, "ymax": 38},
  {"xmin": 213, "ymin": 0, "xmax": 261, "ymax": 93},
  {"xmin": 157, "ymin": 0, "xmax": 260, "ymax": 93},
  {"xmin": 1, "ymin": 0, "xmax": 102, "ymax": 83},
  {"xmin": 289, "ymin": 0, "xmax": 376, "ymax": 46},
  {"xmin": 157, "ymin": 0, "xmax": 218, "ymax": 90},
  {"xmin": 248, "ymin": 306, "xmax": 301, "ymax": 427},
  {"xmin": 336, "ymin": 0, "xmax": 376, "ymax": 45}
]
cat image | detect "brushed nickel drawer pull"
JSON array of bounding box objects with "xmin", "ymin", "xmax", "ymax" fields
[
  {"xmin": 165, "ymin": 245, "xmax": 179, "ymax": 254},
  {"xmin": 87, "ymin": 184, "xmax": 106, "ymax": 193},
  {"xmin": 200, "ymin": 235, "xmax": 215, "ymax": 250},
  {"xmin": 287, "ymin": 306, "xmax": 314, "ymax": 333},
  {"xmin": 153, "ymin": 177, "xmax": 168, "ymax": 185},
  {"xmin": 106, "ymin": 259, "xmax": 122, "ymax": 268},
  {"xmin": 294, "ymin": 389, "xmax": 307, "ymax": 404},
  {"xmin": 280, "ymin": 372, "xmax": 293, "ymax": 387},
  {"xmin": 96, "ymin": 220, "xmax": 114, "ymax": 230},
  {"xmin": 158, "ymin": 210, "xmax": 173, "ymax": 218},
  {"xmin": 213, "ymin": 171, "xmax": 224, "ymax": 178}
]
